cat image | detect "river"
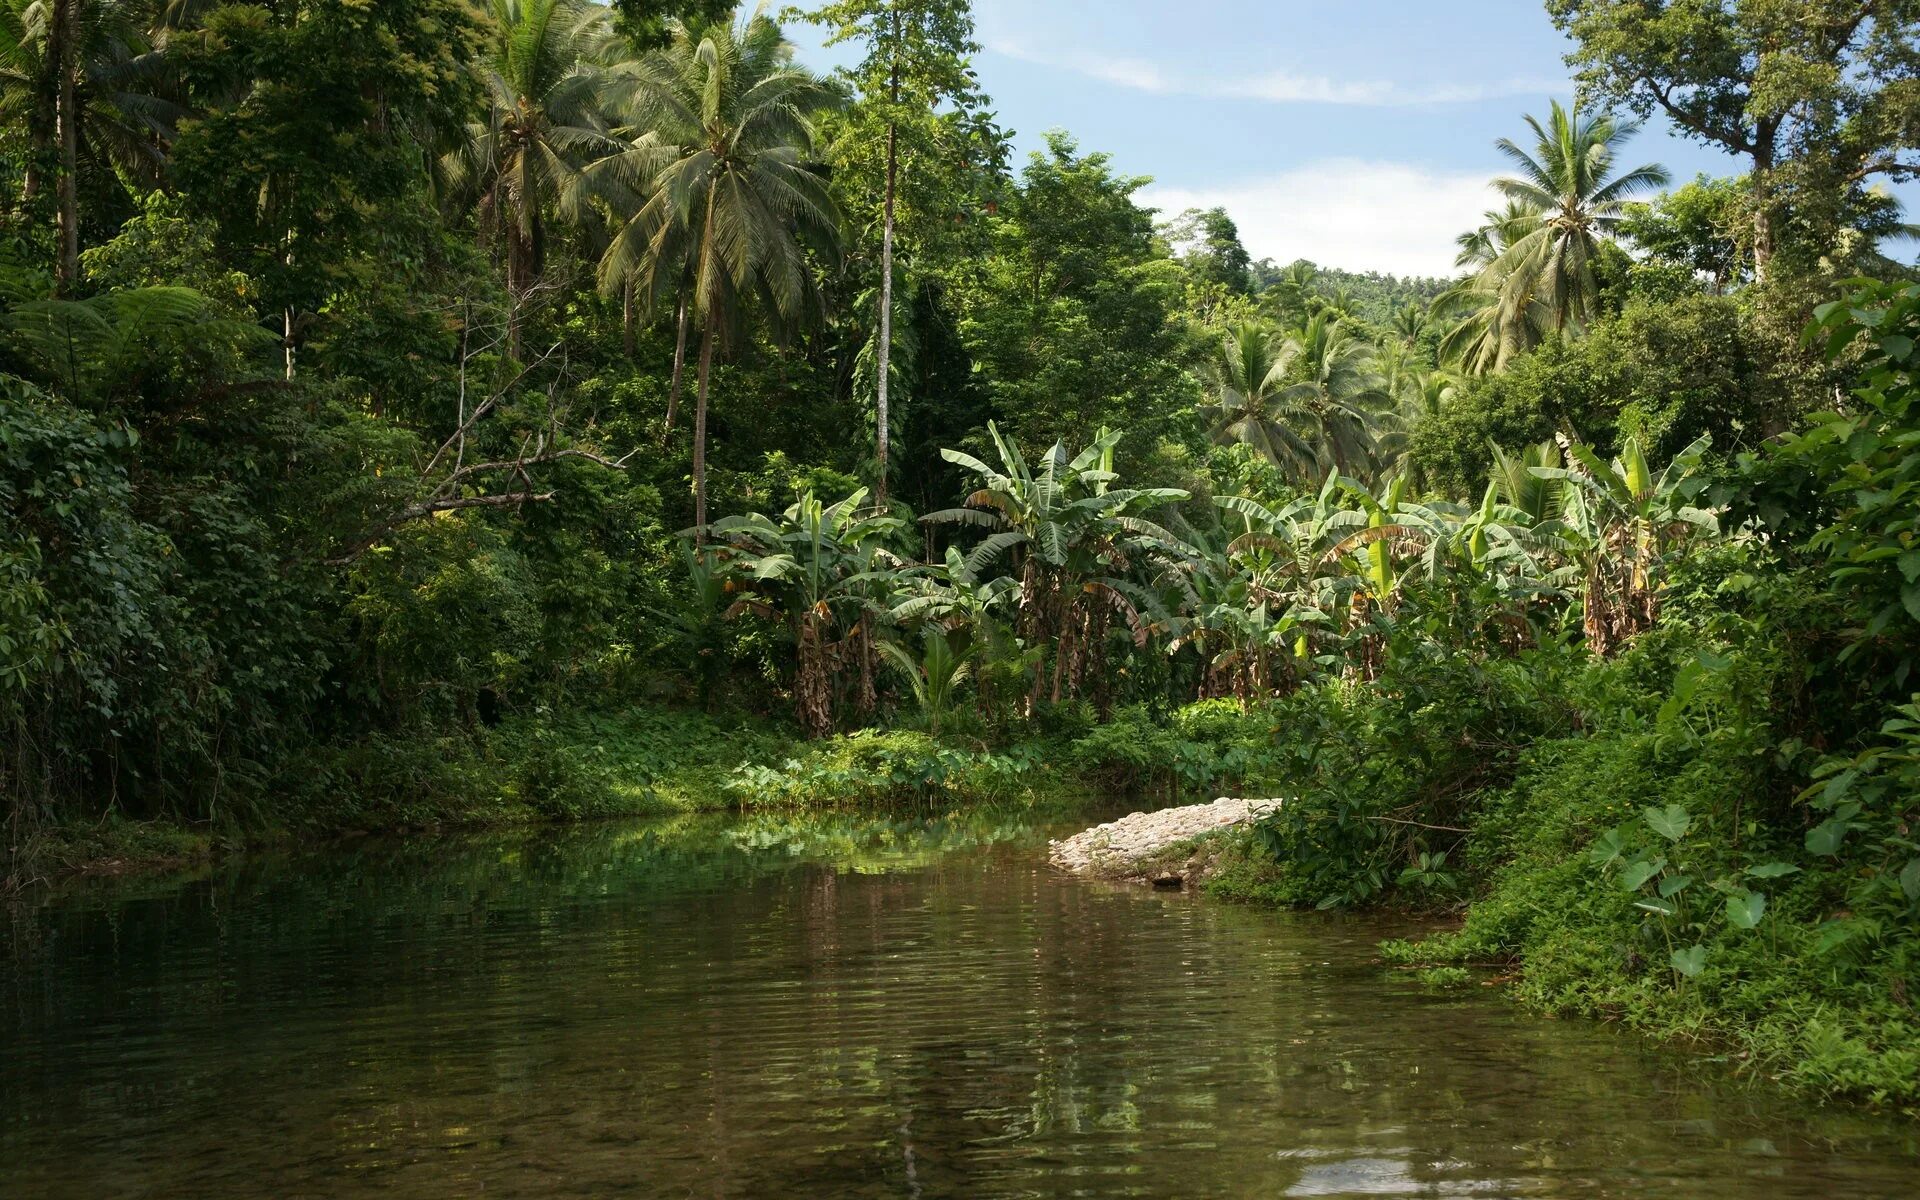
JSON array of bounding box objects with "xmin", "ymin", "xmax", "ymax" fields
[{"xmin": 4, "ymin": 806, "xmax": 1917, "ymax": 1197}]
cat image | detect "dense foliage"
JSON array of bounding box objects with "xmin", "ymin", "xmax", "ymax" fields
[{"xmin": 3, "ymin": 0, "xmax": 1919, "ymax": 1106}]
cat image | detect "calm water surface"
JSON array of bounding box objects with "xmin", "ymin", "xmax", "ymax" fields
[{"xmin": 4, "ymin": 806, "xmax": 1919, "ymax": 1198}]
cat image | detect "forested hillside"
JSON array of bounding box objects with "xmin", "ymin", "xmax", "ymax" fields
[{"xmin": 4, "ymin": 0, "xmax": 1920, "ymax": 1106}]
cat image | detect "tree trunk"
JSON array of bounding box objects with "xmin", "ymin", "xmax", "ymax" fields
[
  {"xmin": 506, "ymin": 225, "xmax": 526, "ymax": 360},
  {"xmin": 51, "ymin": 0, "xmax": 78, "ymax": 294},
  {"xmin": 1750, "ymin": 123, "xmax": 1778, "ymax": 281},
  {"xmin": 506, "ymin": 204, "xmax": 540, "ymax": 360},
  {"xmin": 622, "ymin": 277, "xmax": 636, "ymax": 359},
  {"xmin": 874, "ymin": 20, "xmax": 902, "ymax": 508},
  {"xmin": 693, "ymin": 320, "xmax": 714, "ymax": 539},
  {"xmin": 662, "ymin": 294, "xmax": 689, "ymax": 445},
  {"xmin": 876, "ymin": 120, "xmax": 897, "ymax": 507},
  {"xmin": 691, "ymin": 184, "xmax": 721, "ymax": 539}
]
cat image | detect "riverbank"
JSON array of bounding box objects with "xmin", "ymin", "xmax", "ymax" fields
[
  {"xmin": 7, "ymin": 705, "xmax": 1188, "ymax": 891},
  {"xmin": 3, "ymin": 707, "xmax": 769, "ymax": 890}
]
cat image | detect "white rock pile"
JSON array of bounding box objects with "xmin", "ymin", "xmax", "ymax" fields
[{"xmin": 1048, "ymin": 797, "xmax": 1281, "ymax": 876}]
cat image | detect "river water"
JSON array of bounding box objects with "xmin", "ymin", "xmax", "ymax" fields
[{"xmin": 4, "ymin": 807, "xmax": 1918, "ymax": 1198}]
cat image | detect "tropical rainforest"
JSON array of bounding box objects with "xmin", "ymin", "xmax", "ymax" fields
[{"xmin": 4, "ymin": 0, "xmax": 1920, "ymax": 1107}]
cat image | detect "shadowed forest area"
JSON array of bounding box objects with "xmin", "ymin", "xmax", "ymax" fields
[{"xmin": 4, "ymin": 0, "xmax": 1920, "ymax": 1110}]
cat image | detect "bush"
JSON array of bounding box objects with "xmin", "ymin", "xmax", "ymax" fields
[
  {"xmin": 1244, "ymin": 651, "xmax": 1579, "ymax": 908},
  {"xmin": 1381, "ymin": 556, "xmax": 1920, "ymax": 1106},
  {"xmin": 725, "ymin": 730, "xmax": 1042, "ymax": 808}
]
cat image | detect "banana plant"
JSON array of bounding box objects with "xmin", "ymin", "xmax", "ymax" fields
[
  {"xmin": 1533, "ymin": 434, "xmax": 1718, "ymax": 656},
  {"xmin": 708, "ymin": 488, "xmax": 913, "ymax": 736},
  {"xmin": 1215, "ymin": 471, "xmax": 1366, "ymax": 660},
  {"xmin": 890, "ymin": 547, "xmax": 1025, "ymax": 724},
  {"xmin": 925, "ymin": 422, "xmax": 1194, "ymax": 710},
  {"xmin": 1318, "ymin": 476, "xmax": 1451, "ymax": 678}
]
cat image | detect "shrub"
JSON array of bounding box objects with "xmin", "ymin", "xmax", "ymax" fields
[{"xmin": 724, "ymin": 730, "xmax": 1041, "ymax": 808}]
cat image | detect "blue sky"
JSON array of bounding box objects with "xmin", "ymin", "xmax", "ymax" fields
[{"xmin": 787, "ymin": 0, "xmax": 1918, "ymax": 278}]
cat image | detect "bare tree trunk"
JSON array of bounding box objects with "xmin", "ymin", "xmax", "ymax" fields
[
  {"xmin": 622, "ymin": 277, "xmax": 636, "ymax": 359},
  {"xmin": 506, "ymin": 208, "xmax": 540, "ymax": 360},
  {"xmin": 693, "ymin": 320, "xmax": 714, "ymax": 539},
  {"xmin": 51, "ymin": 0, "xmax": 78, "ymax": 295},
  {"xmin": 1750, "ymin": 124, "xmax": 1778, "ymax": 282},
  {"xmin": 283, "ymin": 307, "xmax": 296, "ymax": 381},
  {"xmin": 661, "ymin": 294, "xmax": 689, "ymax": 445},
  {"xmin": 875, "ymin": 125, "xmax": 897, "ymax": 506},
  {"xmin": 874, "ymin": 19, "xmax": 902, "ymax": 508},
  {"xmin": 690, "ymin": 183, "xmax": 723, "ymax": 539}
]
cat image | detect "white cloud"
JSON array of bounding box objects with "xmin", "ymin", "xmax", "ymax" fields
[
  {"xmin": 984, "ymin": 39, "xmax": 1560, "ymax": 107},
  {"xmin": 985, "ymin": 38, "xmax": 1176, "ymax": 93},
  {"xmin": 1224, "ymin": 72, "xmax": 1564, "ymax": 106},
  {"xmin": 1140, "ymin": 161, "xmax": 1501, "ymax": 277}
]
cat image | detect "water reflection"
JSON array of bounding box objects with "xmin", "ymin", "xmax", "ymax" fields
[{"xmin": 4, "ymin": 806, "xmax": 1918, "ymax": 1198}]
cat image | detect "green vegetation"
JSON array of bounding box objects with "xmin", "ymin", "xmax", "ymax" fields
[{"xmin": 3, "ymin": 0, "xmax": 1920, "ymax": 1110}]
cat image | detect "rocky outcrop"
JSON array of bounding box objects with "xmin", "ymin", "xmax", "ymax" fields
[{"xmin": 1048, "ymin": 797, "xmax": 1280, "ymax": 884}]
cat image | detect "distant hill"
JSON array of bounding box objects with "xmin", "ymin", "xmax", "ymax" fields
[{"xmin": 1250, "ymin": 258, "xmax": 1454, "ymax": 326}]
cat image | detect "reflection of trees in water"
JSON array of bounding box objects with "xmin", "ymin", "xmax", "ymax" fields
[{"xmin": 5, "ymin": 811, "xmax": 1918, "ymax": 1198}]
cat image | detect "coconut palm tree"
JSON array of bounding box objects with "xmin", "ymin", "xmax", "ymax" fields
[
  {"xmin": 1372, "ymin": 365, "xmax": 1457, "ymax": 489},
  {"xmin": 1277, "ymin": 311, "xmax": 1390, "ymax": 481},
  {"xmin": 1203, "ymin": 314, "xmax": 1389, "ymax": 486},
  {"xmin": 1435, "ymin": 200, "xmax": 1550, "ymax": 374},
  {"xmin": 1450, "ymin": 199, "xmax": 1540, "ymax": 272},
  {"xmin": 1389, "ymin": 302, "xmax": 1427, "ymax": 345},
  {"xmin": 1, "ymin": 0, "xmax": 180, "ymax": 290},
  {"xmin": 1202, "ymin": 320, "xmax": 1311, "ymax": 475},
  {"xmin": 1490, "ymin": 99, "xmax": 1667, "ymax": 332},
  {"xmin": 591, "ymin": 12, "xmax": 841, "ymax": 533},
  {"xmin": 439, "ymin": 0, "xmax": 621, "ymax": 350},
  {"xmin": 1439, "ymin": 101, "xmax": 1666, "ymax": 374}
]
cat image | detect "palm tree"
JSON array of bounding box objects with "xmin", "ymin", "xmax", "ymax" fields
[
  {"xmin": 1203, "ymin": 320, "xmax": 1311, "ymax": 475},
  {"xmin": 1203, "ymin": 314, "xmax": 1389, "ymax": 485},
  {"xmin": 1389, "ymin": 302, "xmax": 1427, "ymax": 345},
  {"xmin": 592, "ymin": 12, "xmax": 841, "ymax": 534},
  {"xmin": 878, "ymin": 626, "xmax": 974, "ymax": 735},
  {"xmin": 1440, "ymin": 101, "xmax": 1666, "ymax": 373},
  {"xmin": 1, "ymin": 0, "xmax": 179, "ymax": 291},
  {"xmin": 1450, "ymin": 199, "xmax": 1540, "ymax": 272},
  {"xmin": 439, "ymin": 0, "xmax": 620, "ymax": 350},
  {"xmin": 1316, "ymin": 284, "xmax": 1356, "ymax": 320},
  {"xmin": 1435, "ymin": 200, "xmax": 1550, "ymax": 374},
  {"xmin": 1491, "ymin": 99, "xmax": 1666, "ymax": 331},
  {"xmin": 1279, "ymin": 311, "xmax": 1390, "ymax": 481},
  {"xmin": 1372, "ymin": 365, "xmax": 1457, "ymax": 488}
]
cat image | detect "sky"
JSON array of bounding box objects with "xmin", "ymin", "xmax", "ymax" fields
[{"xmin": 786, "ymin": 0, "xmax": 1919, "ymax": 279}]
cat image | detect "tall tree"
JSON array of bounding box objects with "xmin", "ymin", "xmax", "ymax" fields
[
  {"xmin": 949, "ymin": 132, "xmax": 1193, "ymax": 454},
  {"xmin": 0, "ymin": 0, "xmax": 173, "ymax": 289},
  {"xmin": 172, "ymin": 0, "xmax": 480, "ymax": 373},
  {"xmin": 1163, "ymin": 205, "xmax": 1253, "ymax": 295},
  {"xmin": 803, "ymin": 0, "xmax": 983, "ymax": 507},
  {"xmin": 1438, "ymin": 100, "xmax": 1665, "ymax": 374},
  {"xmin": 593, "ymin": 11, "xmax": 842, "ymax": 533},
  {"xmin": 439, "ymin": 0, "xmax": 620, "ymax": 355},
  {"xmin": 1204, "ymin": 320, "xmax": 1311, "ymax": 475},
  {"xmin": 1278, "ymin": 310, "xmax": 1391, "ymax": 481},
  {"xmin": 1490, "ymin": 99, "xmax": 1666, "ymax": 333},
  {"xmin": 1548, "ymin": 0, "xmax": 1920, "ymax": 277}
]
